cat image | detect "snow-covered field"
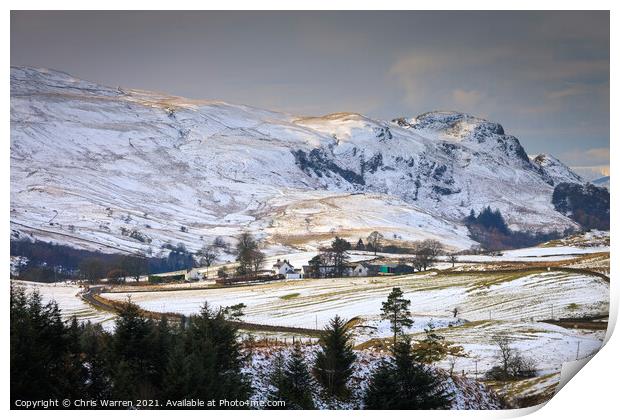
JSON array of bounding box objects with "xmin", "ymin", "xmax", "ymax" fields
[
  {"xmin": 455, "ymin": 245, "xmax": 609, "ymax": 263},
  {"xmin": 14, "ymin": 236, "xmax": 609, "ymax": 405},
  {"xmin": 414, "ymin": 321, "xmax": 604, "ymax": 380},
  {"xmin": 101, "ymin": 271, "xmax": 608, "ymax": 328}
]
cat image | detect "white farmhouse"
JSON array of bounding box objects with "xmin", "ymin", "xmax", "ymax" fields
[
  {"xmin": 185, "ymin": 268, "xmax": 203, "ymax": 281},
  {"xmin": 272, "ymin": 259, "xmax": 295, "ymax": 276}
]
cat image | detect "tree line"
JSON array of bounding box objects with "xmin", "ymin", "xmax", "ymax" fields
[
  {"xmin": 10, "ymin": 239, "xmax": 194, "ymax": 283},
  {"xmin": 552, "ymin": 182, "xmax": 609, "ymax": 230},
  {"xmin": 464, "ymin": 207, "xmax": 575, "ymax": 251},
  {"xmin": 308, "ymin": 234, "xmax": 444, "ymax": 278},
  {"xmin": 10, "ymin": 235, "xmax": 233, "ymax": 284}
]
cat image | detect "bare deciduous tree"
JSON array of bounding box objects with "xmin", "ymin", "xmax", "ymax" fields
[
  {"xmin": 367, "ymin": 231, "xmax": 384, "ymax": 256},
  {"xmin": 413, "ymin": 239, "xmax": 444, "ymax": 271},
  {"xmin": 486, "ymin": 335, "xmax": 537, "ymax": 380},
  {"xmin": 196, "ymin": 244, "xmax": 219, "ymax": 278}
]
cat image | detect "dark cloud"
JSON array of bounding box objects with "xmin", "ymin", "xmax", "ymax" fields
[{"xmin": 10, "ymin": 10, "xmax": 609, "ymax": 166}]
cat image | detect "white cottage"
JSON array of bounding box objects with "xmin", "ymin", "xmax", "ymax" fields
[
  {"xmin": 272, "ymin": 259, "xmax": 295, "ymax": 276},
  {"xmin": 185, "ymin": 268, "xmax": 203, "ymax": 281}
]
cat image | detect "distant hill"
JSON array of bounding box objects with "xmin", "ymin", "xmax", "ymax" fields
[
  {"xmin": 591, "ymin": 176, "xmax": 610, "ymax": 190},
  {"xmin": 11, "ymin": 66, "xmax": 586, "ymax": 255}
]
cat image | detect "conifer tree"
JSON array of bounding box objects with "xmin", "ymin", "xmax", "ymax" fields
[
  {"xmin": 182, "ymin": 302, "xmax": 251, "ymax": 403},
  {"xmin": 161, "ymin": 339, "xmax": 192, "ymax": 400},
  {"xmin": 147, "ymin": 315, "xmax": 174, "ymax": 393},
  {"xmin": 364, "ymin": 338, "xmax": 451, "ymax": 409},
  {"xmin": 381, "ymin": 287, "xmax": 414, "ymax": 346},
  {"xmin": 11, "ymin": 287, "xmax": 254, "ymax": 407},
  {"xmin": 270, "ymin": 344, "xmax": 315, "ymax": 409},
  {"xmin": 10, "ymin": 286, "xmax": 86, "ymax": 405},
  {"xmin": 79, "ymin": 322, "xmax": 112, "ymax": 400},
  {"xmin": 313, "ymin": 315, "xmax": 356, "ymax": 400},
  {"xmin": 111, "ymin": 300, "xmax": 156, "ymax": 400}
]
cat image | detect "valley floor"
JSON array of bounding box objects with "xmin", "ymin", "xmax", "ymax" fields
[{"xmin": 11, "ymin": 241, "xmax": 610, "ymax": 408}]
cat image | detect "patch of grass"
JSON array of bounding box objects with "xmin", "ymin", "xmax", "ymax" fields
[
  {"xmin": 279, "ymin": 292, "xmax": 300, "ymax": 300},
  {"xmin": 485, "ymin": 372, "xmax": 559, "ymax": 406},
  {"xmin": 465, "ymin": 270, "xmax": 544, "ymax": 292},
  {"xmin": 566, "ymin": 303, "xmax": 580, "ymax": 311},
  {"xmin": 354, "ymin": 337, "xmax": 392, "ymax": 351},
  {"xmin": 344, "ymin": 316, "xmax": 364, "ymax": 329}
]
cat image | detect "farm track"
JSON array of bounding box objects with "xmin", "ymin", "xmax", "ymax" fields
[{"xmin": 80, "ymin": 286, "xmax": 323, "ymax": 336}]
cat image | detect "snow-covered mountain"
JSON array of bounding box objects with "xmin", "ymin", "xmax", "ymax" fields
[{"xmin": 10, "ymin": 66, "xmax": 582, "ymax": 256}]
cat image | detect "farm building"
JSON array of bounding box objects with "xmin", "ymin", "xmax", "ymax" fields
[
  {"xmin": 352, "ymin": 262, "xmax": 380, "ymax": 277},
  {"xmin": 272, "ymin": 259, "xmax": 296, "ymax": 276},
  {"xmin": 378, "ymin": 263, "xmax": 415, "ymax": 275},
  {"xmin": 185, "ymin": 268, "xmax": 203, "ymax": 281},
  {"xmin": 285, "ymin": 269, "xmax": 304, "ymax": 280}
]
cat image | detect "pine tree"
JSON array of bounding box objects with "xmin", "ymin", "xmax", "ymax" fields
[
  {"xmin": 111, "ymin": 300, "xmax": 157, "ymax": 400},
  {"xmin": 161, "ymin": 339, "xmax": 192, "ymax": 400},
  {"xmin": 313, "ymin": 315, "xmax": 356, "ymax": 400},
  {"xmin": 270, "ymin": 344, "xmax": 315, "ymax": 409},
  {"xmin": 10, "ymin": 286, "xmax": 83, "ymax": 405},
  {"xmin": 147, "ymin": 315, "xmax": 174, "ymax": 394},
  {"xmin": 268, "ymin": 351, "xmax": 287, "ymax": 406},
  {"xmin": 308, "ymin": 254, "xmax": 323, "ymax": 278},
  {"xmin": 330, "ymin": 237, "xmax": 351, "ymax": 277},
  {"xmin": 182, "ymin": 302, "xmax": 251, "ymax": 403},
  {"xmin": 381, "ymin": 287, "xmax": 414, "ymax": 346},
  {"xmin": 11, "ymin": 287, "xmax": 256, "ymax": 407},
  {"xmin": 364, "ymin": 338, "xmax": 452, "ymax": 409},
  {"xmin": 79, "ymin": 322, "xmax": 112, "ymax": 400}
]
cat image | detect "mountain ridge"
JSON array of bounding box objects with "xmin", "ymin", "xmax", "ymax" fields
[{"xmin": 10, "ymin": 66, "xmax": 582, "ymax": 256}]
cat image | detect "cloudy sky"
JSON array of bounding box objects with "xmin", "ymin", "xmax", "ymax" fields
[{"xmin": 11, "ymin": 11, "xmax": 609, "ymax": 171}]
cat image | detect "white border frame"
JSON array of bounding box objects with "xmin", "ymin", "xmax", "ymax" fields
[{"xmin": 2, "ymin": 3, "xmax": 616, "ymax": 420}]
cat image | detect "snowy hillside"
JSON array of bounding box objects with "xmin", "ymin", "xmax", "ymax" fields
[
  {"xmin": 10, "ymin": 66, "xmax": 582, "ymax": 256},
  {"xmin": 591, "ymin": 176, "xmax": 610, "ymax": 190},
  {"xmin": 531, "ymin": 154, "xmax": 583, "ymax": 185}
]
